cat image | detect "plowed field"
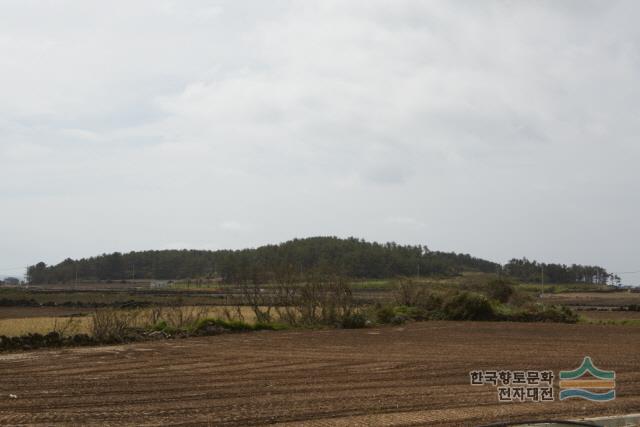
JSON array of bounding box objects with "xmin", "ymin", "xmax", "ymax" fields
[{"xmin": 1, "ymin": 322, "xmax": 638, "ymax": 426}]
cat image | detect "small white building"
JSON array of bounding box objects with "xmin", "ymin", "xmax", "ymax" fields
[{"xmin": 150, "ymin": 280, "xmax": 171, "ymax": 289}]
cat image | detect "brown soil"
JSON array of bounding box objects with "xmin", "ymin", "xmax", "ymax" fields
[
  {"xmin": 544, "ymin": 291, "xmax": 640, "ymax": 307},
  {"xmin": 0, "ymin": 321, "xmax": 638, "ymax": 426},
  {"xmin": 578, "ymin": 310, "xmax": 640, "ymax": 320},
  {"xmin": 24, "ymin": 282, "xmax": 153, "ymax": 291},
  {"xmin": 0, "ymin": 307, "xmax": 90, "ymax": 320}
]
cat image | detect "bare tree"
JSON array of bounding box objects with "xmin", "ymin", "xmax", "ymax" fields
[{"xmin": 239, "ymin": 281, "xmax": 274, "ymax": 323}]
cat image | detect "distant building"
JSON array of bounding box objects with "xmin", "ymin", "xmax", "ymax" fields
[
  {"xmin": 3, "ymin": 277, "xmax": 21, "ymax": 286},
  {"xmin": 150, "ymin": 280, "xmax": 172, "ymax": 289}
]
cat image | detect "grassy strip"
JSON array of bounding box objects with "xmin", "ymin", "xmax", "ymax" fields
[
  {"xmin": 0, "ymin": 317, "xmax": 289, "ymax": 352},
  {"xmin": 579, "ymin": 317, "xmax": 640, "ymax": 326}
]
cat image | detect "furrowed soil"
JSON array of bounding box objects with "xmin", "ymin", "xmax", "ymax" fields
[
  {"xmin": 0, "ymin": 322, "xmax": 638, "ymax": 426},
  {"xmin": 0, "ymin": 307, "xmax": 90, "ymax": 320},
  {"xmin": 544, "ymin": 291, "xmax": 640, "ymax": 307},
  {"xmin": 579, "ymin": 310, "xmax": 640, "ymax": 321}
]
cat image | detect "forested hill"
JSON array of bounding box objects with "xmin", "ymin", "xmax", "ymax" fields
[
  {"xmin": 26, "ymin": 236, "xmax": 612, "ymax": 285},
  {"xmin": 27, "ymin": 237, "xmax": 498, "ymax": 284}
]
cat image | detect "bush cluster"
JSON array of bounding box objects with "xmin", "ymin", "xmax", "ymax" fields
[
  {"xmin": 484, "ymin": 279, "xmax": 515, "ymax": 303},
  {"xmin": 191, "ymin": 318, "xmax": 287, "ymax": 334},
  {"xmin": 375, "ymin": 282, "xmax": 579, "ymax": 325},
  {"xmin": 494, "ymin": 304, "xmax": 579, "ymax": 323}
]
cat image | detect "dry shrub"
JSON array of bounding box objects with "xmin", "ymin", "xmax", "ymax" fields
[
  {"xmin": 393, "ymin": 279, "xmax": 444, "ymax": 312},
  {"xmin": 92, "ymin": 309, "xmax": 139, "ymax": 342},
  {"xmin": 147, "ymin": 306, "xmax": 164, "ymax": 326},
  {"xmin": 221, "ymin": 306, "xmax": 245, "ymax": 322},
  {"xmin": 239, "ymin": 282, "xmax": 274, "ymax": 323},
  {"xmin": 162, "ymin": 306, "xmax": 209, "ymax": 329},
  {"xmin": 270, "ymin": 274, "xmax": 359, "ymax": 327},
  {"xmin": 394, "ymin": 278, "xmax": 427, "ymax": 307},
  {"xmin": 274, "ymin": 283, "xmax": 300, "ymax": 324},
  {"xmin": 52, "ymin": 317, "xmax": 82, "ymax": 337}
]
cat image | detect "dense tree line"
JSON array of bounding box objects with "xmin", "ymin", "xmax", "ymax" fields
[
  {"xmin": 504, "ymin": 258, "xmax": 612, "ymax": 285},
  {"xmin": 26, "ymin": 237, "xmax": 611, "ymax": 285},
  {"xmin": 27, "ymin": 237, "xmax": 499, "ymax": 284}
]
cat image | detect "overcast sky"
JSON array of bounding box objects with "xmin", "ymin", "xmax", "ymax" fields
[{"xmin": 1, "ymin": 1, "xmax": 639, "ymax": 282}]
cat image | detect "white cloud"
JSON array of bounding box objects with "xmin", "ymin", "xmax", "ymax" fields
[{"xmin": 1, "ymin": 1, "xmax": 639, "ymax": 276}]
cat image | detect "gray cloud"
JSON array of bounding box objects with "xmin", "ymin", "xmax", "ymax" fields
[{"xmin": 1, "ymin": 1, "xmax": 639, "ymax": 283}]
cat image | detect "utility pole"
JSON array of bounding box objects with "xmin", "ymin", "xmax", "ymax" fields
[{"xmin": 541, "ymin": 264, "xmax": 544, "ymax": 304}]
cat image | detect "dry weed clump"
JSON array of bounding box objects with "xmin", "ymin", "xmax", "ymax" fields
[
  {"xmin": 91, "ymin": 309, "xmax": 141, "ymax": 342},
  {"xmin": 240, "ymin": 274, "xmax": 364, "ymax": 328}
]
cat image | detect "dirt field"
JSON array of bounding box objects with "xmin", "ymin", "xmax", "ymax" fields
[
  {"xmin": 0, "ymin": 307, "xmax": 90, "ymax": 320},
  {"xmin": 579, "ymin": 310, "xmax": 640, "ymax": 321},
  {"xmin": 544, "ymin": 291, "xmax": 640, "ymax": 307},
  {"xmin": 22, "ymin": 282, "xmax": 153, "ymax": 291},
  {"xmin": 1, "ymin": 321, "xmax": 639, "ymax": 426}
]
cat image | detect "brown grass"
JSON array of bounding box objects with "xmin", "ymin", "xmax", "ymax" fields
[
  {"xmin": 0, "ymin": 306, "xmax": 262, "ymax": 337},
  {"xmin": 0, "ymin": 316, "xmax": 90, "ymax": 336}
]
